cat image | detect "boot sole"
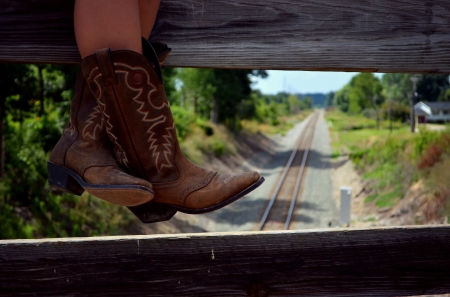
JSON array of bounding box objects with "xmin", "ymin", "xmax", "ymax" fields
[
  {"xmin": 172, "ymin": 176, "xmax": 265, "ymax": 214},
  {"xmin": 47, "ymin": 161, "xmax": 154, "ymax": 206},
  {"xmin": 129, "ymin": 176, "xmax": 265, "ymax": 223}
]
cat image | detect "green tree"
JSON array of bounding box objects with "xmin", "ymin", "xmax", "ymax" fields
[
  {"xmin": 162, "ymin": 67, "xmax": 179, "ymax": 104},
  {"xmin": 0, "ymin": 64, "xmax": 38, "ymax": 179},
  {"xmin": 177, "ymin": 68, "xmax": 267, "ymax": 129},
  {"xmin": 333, "ymin": 73, "xmax": 384, "ymax": 128},
  {"xmin": 178, "ymin": 68, "xmax": 216, "ymax": 117},
  {"xmin": 287, "ymin": 94, "xmax": 301, "ymax": 114},
  {"xmin": 347, "ymin": 73, "xmax": 383, "ymax": 114},
  {"xmin": 381, "ymin": 73, "xmax": 412, "ymax": 105},
  {"xmin": 334, "ymin": 84, "xmax": 351, "ymax": 112},
  {"xmin": 416, "ymin": 74, "xmax": 450, "ymax": 102},
  {"xmin": 438, "ymin": 89, "xmax": 450, "ymax": 101},
  {"xmin": 325, "ymin": 91, "xmax": 335, "ymax": 107},
  {"xmin": 299, "ymin": 96, "xmax": 313, "ymax": 110}
]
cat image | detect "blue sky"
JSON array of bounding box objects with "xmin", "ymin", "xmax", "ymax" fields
[{"xmin": 252, "ymin": 70, "xmax": 383, "ymax": 95}]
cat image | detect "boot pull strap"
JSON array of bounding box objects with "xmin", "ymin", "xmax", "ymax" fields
[
  {"xmin": 95, "ymin": 48, "xmax": 118, "ymax": 87},
  {"xmin": 142, "ymin": 38, "xmax": 163, "ymax": 83},
  {"xmin": 151, "ymin": 41, "xmax": 172, "ymax": 65}
]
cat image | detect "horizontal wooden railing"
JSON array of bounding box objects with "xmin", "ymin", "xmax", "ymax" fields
[
  {"xmin": 1, "ymin": 226, "xmax": 450, "ymax": 296},
  {"xmin": 2, "ymin": 0, "xmax": 450, "ymax": 73}
]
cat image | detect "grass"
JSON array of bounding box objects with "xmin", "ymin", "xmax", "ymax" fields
[
  {"xmin": 327, "ymin": 110, "xmax": 410, "ymax": 155},
  {"xmin": 327, "ymin": 110, "xmax": 450, "ymax": 218},
  {"xmin": 326, "ymin": 110, "xmax": 411, "ymax": 208},
  {"xmin": 364, "ymin": 194, "xmax": 377, "ymax": 203},
  {"xmin": 331, "ymin": 149, "xmax": 341, "ymax": 159},
  {"xmin": 374, "ymin": 186, "xmax": 403, "ymax": 208}
]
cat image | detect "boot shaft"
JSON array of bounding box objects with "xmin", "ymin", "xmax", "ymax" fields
[
  {"xmin": 49, "ymin": 70, "xmax": 117, "ymax": 176},
  {"xmin": 81, "ymin": 46, "xmax": 180, "ymax": 183},
  {"xmin": 49, "ymin": 71, "xmax": 85, "ymax": 166}
]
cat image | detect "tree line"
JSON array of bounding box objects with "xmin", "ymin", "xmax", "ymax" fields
[{"xmin": 329, "ymin": 73, "xmax": 450, "ymax": 126}]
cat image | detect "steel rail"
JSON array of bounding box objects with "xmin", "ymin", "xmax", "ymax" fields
[
  {"xmin": 258, "ymin": 112, "xmax": 318, "ymax": 231},
  {"xmin": 257, "ymin": 121, "xmax": 306, "ymax": 231},
  {"xmin": 284, "ymin": 115, "xmax": 318, "ymax": 229}
]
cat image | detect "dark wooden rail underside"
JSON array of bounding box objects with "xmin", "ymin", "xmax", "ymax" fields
[
  {"xmin": 1, "ymin": 226, "xmax": 450, "ymax": 296},
  {"xmin": 2, "ymin": 0, "xmax": 450, "ymax": 73}
]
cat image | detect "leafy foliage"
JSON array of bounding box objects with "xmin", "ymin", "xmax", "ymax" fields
[{"xmin": 0, "ymin": 64, "xmax": 134, "ymax": 239}]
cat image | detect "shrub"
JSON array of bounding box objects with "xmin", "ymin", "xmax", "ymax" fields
[
  {"xmin": 171, "ymin": 105, "xmax": 195, "ymax": 139},
  {"xmin": 418, "ymin": 132, "xmax": 450, "ymax": 170},
  {"xmin": 210, "ymin": 139, "xmax": 226, "ymax": 157}
]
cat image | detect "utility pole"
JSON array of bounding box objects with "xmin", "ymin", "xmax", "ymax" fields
[
  {"xmin": 389, "ymin": 89, "xmax": 392, "ymax": 133},
  {"xmin": 210, "ymin": 97, "xmax": 218, "ymax": 124},
  {"xmin": 372, "ymin": 95, "xmax": 380, "ymax": 130},
  {"xmin": 410, "ymin": 75, "xmax": 420, "ymax": 133}
]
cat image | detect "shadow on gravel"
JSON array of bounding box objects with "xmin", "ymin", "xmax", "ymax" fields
[
  {"xmin": 210, "ymin": 198, "xmax": 270, "ymax": 226},
  {"xmin": 292, "ymin": 213, "xmax": 315, "ymax": 224},
  {"xmin": 235, "ymin": 131, "xmax": 279, "ymax": 159},
  {"xmin": 300, "ymin": 149, "xmax": 334, "ymax": 170},
  {"xmin": 207, "ymin": 197, "xmax": 328, "ymax": 226},
  {"xmin": 292, "ymin": 201, "xmax": 327, "ymax": 224},
  {"xmin": 257, "ymin": 149, "xmax": 335, "ymax": 170},
  {"xmin": 332, "ymin": 157, "xmax": 347, "ymax": 169},
  {"xmin": 298, "ymin": 201, "xmax": 327, "ymax": 211}
]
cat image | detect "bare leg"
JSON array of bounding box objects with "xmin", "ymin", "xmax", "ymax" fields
[
  {"xmin": 74, "ymin": 0, "xmax": 161, "ymax": 58},
  {"xmin": 139, "ymin": 0, "xmax": 161, "ymax": 40},
  {"xmin": 74, "ymin": 0, "xmax": 142, "ymax": 58}
]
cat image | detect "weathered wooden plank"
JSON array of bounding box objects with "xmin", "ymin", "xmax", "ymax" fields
[
  {"xmin": 1, "ymin": 226, "xmax": 450, "ymax": 296},
  {"xmin": 1, "ymin": 0, "xmax": 450, "ymax": 73}
]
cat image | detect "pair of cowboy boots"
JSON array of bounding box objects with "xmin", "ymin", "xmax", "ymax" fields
[{"xmin": 48, "ymin": 39, "xmax": 264, "ymax": 223}]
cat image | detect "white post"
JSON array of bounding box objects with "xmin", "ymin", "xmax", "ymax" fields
[{"xmin": 340, "ymin": 186, "xmax": 352, "ymax": 227}]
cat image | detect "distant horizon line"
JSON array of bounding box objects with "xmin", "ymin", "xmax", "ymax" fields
[{"xmin": 254, "ymin": 90, "xmax": 334, "ymax": 95}]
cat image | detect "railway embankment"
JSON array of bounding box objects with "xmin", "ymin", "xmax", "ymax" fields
[{"xmin": 327, "ymin": 110, "xmax": 450, "ymax": 227}]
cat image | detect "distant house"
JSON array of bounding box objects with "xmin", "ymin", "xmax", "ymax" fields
[{"xmin": 414, "ymin": 101, "xmax": 450, "ymax": 123}]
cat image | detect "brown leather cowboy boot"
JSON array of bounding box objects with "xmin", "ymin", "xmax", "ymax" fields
[
  {"xmin": 48, "ymin": 43, "xmax": 172, "ymax": 211},
  {"xmin": 48, "ymin": 71, "xmax": 155, "ymax": 206},
  {"xmin": 81, "ymin": 39, "xmax": 264, "ymax": 223}
]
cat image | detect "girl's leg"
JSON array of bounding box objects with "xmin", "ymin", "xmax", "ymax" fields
[
  {"xmin": 139, "ymin": 0, "xmax": 162, "ymax": 40},
  {"xmin": 74, "ymin": 0, "xmax": 142, "ymax": 58}
]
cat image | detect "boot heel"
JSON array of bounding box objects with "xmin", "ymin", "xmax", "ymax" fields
[
  {"xmin": 47, "ymin": 162, "xmax": 84, "ymax": 196},
  {"xmin": 128, "ymin": 202, "xmax": 177, "ymax": 223}
]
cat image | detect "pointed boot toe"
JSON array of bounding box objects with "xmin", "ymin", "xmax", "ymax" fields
[{"xmin": 182, "ymin": 171, "xmax": 264, "ymax": 212}]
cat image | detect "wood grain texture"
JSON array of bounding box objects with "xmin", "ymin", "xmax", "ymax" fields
[
  {"xmin": 1, "ymin": 0, "xmax": 450, "ymax": 72},
  {"xmin": 1, "ymin": 226, "xmax": 450, "ymax": 296}
]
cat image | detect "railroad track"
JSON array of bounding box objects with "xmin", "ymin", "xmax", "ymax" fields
[{"xmin": 258, "ymin": 112, "xmax": 320, "ymax": 231}]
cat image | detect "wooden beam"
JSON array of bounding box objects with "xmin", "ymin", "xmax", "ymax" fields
[
  {"xmin": 1, "ymin": 0, "xmax": 450, "ymax": 73},
  {"xmin": 1, "ymin": 226, "xmax": 450, "ymax": 296}
]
